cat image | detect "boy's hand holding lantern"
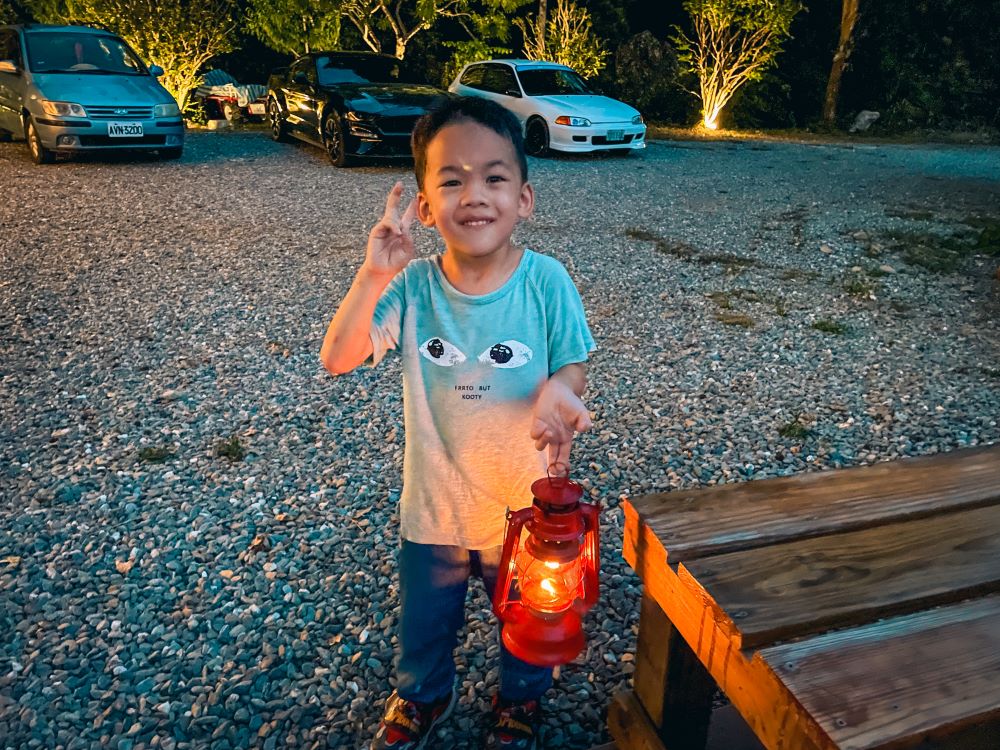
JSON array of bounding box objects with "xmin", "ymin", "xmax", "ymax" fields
[{"xmin": 493, "ymin": 467, "xmax": 601, "ymax": 667}]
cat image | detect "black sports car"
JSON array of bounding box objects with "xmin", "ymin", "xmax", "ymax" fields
[{"xmin": 266, "ymin": 52, "xmax": 452, "ymax": 166}]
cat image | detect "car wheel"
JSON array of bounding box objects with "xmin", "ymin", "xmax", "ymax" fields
[
  {"xmin": 159, "ymin": 147, "xmax": 183, "ymax": 160},
  {"xmin": 268, "ymin": 98, "xmax": 289, "ymax": 142},
  {"xmin": 222, "ymin": 101, "xmax": 242, "ymax": 124},
  {"xmin": 525, "ymin": 117, "xmax": 549, "ymax": 157},
  {"xmin": 25, "ymin": 118, "xmax": 54, "ymax": 164},
  {"xmin": 323, "ymin": 112, "xmax": 352, "ymax": 167}
]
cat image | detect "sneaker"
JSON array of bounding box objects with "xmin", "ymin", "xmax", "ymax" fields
[
  {"xmin": 485, "ymin": 696, "xmax": 541, "ymax": 750},
  {"xmin": 370, "ymin": 688, "xmax": 456, "ymax": 750}
]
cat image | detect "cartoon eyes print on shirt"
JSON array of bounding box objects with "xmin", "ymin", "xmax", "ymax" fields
[
  {"xmin": 419, "ymin": 337, "xmax": 466, "ymax": 366},
  {"xmin": 477, "ymin": 340, "xmax": 533, "ymax": 369}
]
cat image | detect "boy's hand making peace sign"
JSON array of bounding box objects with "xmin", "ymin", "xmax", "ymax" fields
[{"xmin": 365, "ymin": 181, "xmax": 417, "ymax": 278}]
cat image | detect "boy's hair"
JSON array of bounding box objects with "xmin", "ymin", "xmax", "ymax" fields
[{"xmin": 411, "ymin": 96, "xmax": 528, "ymax": 190}]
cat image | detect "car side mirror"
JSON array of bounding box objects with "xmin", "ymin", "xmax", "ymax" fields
[
  {"xmin": 505, "ymin": 88, "xmax": 522, "ymax": 98},
  {"xmin": 149, "ymin": 64, "xmax": 163, "ymax": 77},
  {"xmin": 0, "ymin": 60, "xmax": 20, "ymax": 74}
]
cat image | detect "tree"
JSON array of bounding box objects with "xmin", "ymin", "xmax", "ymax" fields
[
  {"xmin": 342, "ymin": 0, "xmax": 526, "ymax": 60},
  {"xmin": 0, "ymin": 0, "xmax": 16, "ymax": 22},
  {"xmin": 25, "ymin": 0, "xmax": 238, "ymax": 113},
  {"xmin": 673, "ymin": 0, "xmax": 802, "ymax": 130},
  {"xmin": 516, "ymin": 0, "xmax": 608, "ymax": 78},
  {"xmin": 247, "ymin": 0, "xmax": 343, "ymax": 56},
  {"xmin": 822, "ymin": 0, "xmax": 858, "ymax": 124}
]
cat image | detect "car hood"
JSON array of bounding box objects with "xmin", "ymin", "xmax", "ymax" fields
[
  {"xmin": 533, "ymin": 94, "xmax": 639, "ymax": 123},
  {"xmin": 31, "ymin": 73, "xmax": 171, "ymax": 106},
  {"xmin": 326, "ymin": 83, "xmax": 449, "ymax": 114}
]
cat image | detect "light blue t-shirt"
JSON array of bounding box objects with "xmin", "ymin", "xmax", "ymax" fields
[{"xmin": 369, "ymin": 249, "xmax": 596, "ymax": 548}]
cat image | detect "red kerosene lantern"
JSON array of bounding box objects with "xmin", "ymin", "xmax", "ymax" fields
[{"xmin": 492, "ymin": 471, "xmax": 600, "ymax": 667}]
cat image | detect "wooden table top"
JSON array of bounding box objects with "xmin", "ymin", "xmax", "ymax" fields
[{"xmin": 622, "ymin": 445, "xmax": 1000, "ymax": 750}]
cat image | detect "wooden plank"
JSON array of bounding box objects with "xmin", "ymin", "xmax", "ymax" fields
[
  {"xmin": 628, "ymin": 445, "xmax": 1000, "ymax": 563},
  {"xmin": 758, "ymin": 595, "xmax": 1000, "ymax": 750},
  {"xmin": 679, "ymin": 504, "xmax": 1000, "ymax": 649},
  {"xmin": 608, "ymin": 691, "xmax": 669, "ymax": 750},
  {"xmin": 634, "ymin": 590, "xmax": 716, "ymax": 748},
  {"xmin": 623, "ymin": 503, "xmax": 835, "ymax": 750}
]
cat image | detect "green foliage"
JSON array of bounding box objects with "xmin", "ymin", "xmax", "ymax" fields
[
  {"xmin": 25, "ymin": 0, "xmax": 238, "ymax": 113},
  {"xmin": 516, "ymin": 0, "xmax": 608, "ymax": 78},
  {"xmin": 247, "ymin": 0, "xmax": 343, "ymax": 56},
  {"xmin": 812, "ymin": 319, "xmax": 847, "ymax": 335},
  {"xmin": 608, "ymin": 30, "xmax": 691, "ymax": 122},
  {"xmin": 138, "ymin": 446, "xmax": 174, "ymax": 463},
  {"xmin": 673, "ymin": 0, "xmax": 802, "ymax": 128},
  {"xmin": 0, "ymin": 0, "xmax": 16, "ymax": 22},
  {"xmin": 778, "ymin": 420, "xmax": 810, "ymax": 439},
  {"xmin": 215, "ymin": 435, "xmax": 246, "ymax": 461},
  {"xmin": 440, "ymin": 39, "xmax": 510, "ymax": 86}
]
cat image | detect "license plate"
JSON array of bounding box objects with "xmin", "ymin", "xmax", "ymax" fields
[
  {"xmin": 248, "ymin": 102, "xmax": 265, "ymax": 115},
  {"xmin": 108, "ymin": 121, "xmax": 143, "ymax": 138},
  {"xmin": 607, "ymin": 129, "xmax": 624, "ymax": 142}
]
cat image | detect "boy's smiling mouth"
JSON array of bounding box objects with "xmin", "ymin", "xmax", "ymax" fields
[{"xmin": 460, "ymin": 218, "xmax": 494, "ymax": 227}]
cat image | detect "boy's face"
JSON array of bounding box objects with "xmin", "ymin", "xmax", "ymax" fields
[{"xmin": 416, "ymin": 120, "xmax": 534, "ymax": 261}]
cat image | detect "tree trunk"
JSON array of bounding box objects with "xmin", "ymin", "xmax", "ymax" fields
[
  {"xmin": 822, "ymin": 0, "xmax": 859, "ymax": 124},
  {"xmin": 537, "ymin": 0, "xmax": 547, "ymax": 57}
]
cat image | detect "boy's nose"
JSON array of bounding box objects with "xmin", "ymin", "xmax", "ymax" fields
[{"xmin": 460, "ymin": 184, "xmax": 487, "ymax": 206}]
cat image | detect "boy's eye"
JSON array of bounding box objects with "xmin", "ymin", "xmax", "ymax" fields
[
  {"xmin": 487, "ymin": 175, "xmax": 507, "ymax": 183},
  {"xmin": 440, "ymin": 179, "xmax": 461, "ymax": 188},
  {"xmin": 477, "ymin": 340, "xmax": 533, "ymax": 369}
]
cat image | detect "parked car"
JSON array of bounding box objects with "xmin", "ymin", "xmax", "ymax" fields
[
  {"xmin": 266, "ymin": 52, "xmax": 451, "ymax": 166},
  {"xmin": 0, "ymin": 24, "xmax": 184, "ymax": 164},
  {"xmin": 193, "ymin": 68, "xmax": 267, "ymax": 123},
  {"xmin": 449, "ymin": 60, "xmax": 645, "ymax": 157}
]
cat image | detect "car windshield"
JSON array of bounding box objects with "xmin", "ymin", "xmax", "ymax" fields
[
  {"xmin": 316, "ymin": 55, "xmax": 426, "ymax": 86},
  {"xmin": 25, "ymin": 32, "xmax": 146, "ymax": 75},
  {"xmin": 517, "ymin": 68, "xmax": 592, "ymax": 96}
]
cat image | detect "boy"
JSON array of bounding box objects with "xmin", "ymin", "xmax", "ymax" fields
[{"xmin": 320, "ymin": 97, "xmax": 595, "ymax": 750}]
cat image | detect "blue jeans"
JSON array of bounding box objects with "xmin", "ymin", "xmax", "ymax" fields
[{"xmin": 396, "ymin": 540, "xmax": 553, "ymax": 703}]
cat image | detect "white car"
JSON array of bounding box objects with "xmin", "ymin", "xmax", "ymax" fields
[{"xmin": 449, "ymin": 59, "xmax": 645, "ymax": 156}]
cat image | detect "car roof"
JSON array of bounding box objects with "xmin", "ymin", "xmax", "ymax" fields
[
  {"xmin": 15, "ymin": 24, "xmax": 115, "ymax": 35},
  {"xmin": 306, "ymin": 51, "xmax": 401, "ymax": 62},
  {"xmin": 469, "ymin": 59, "xmax": 572, "ymax": 70}
]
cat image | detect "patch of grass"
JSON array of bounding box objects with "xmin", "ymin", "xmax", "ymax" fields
[
  {"xmin": 696, "ymin": 253, "xmax": 757, "ymax": 267},
  {"xmin": 625, "ymin": 228, "xmax": 696, "ymax": 258},
  {"xmin": 886, "ymin": 207, "xmax": 935, "ymax": 221},
  {"xmin": 778, "ymin": 421, "xmax": 811, "ymax": 439},
  {"xmin": 812, "ymin": 319, "xmax": 848, "ymax": 335},
  {"xmin": 883, "ymin": 229, "xmax": 982, "ymax": 273},
  {"xmin": 708, "ymin": 291, "xmax": 732, "ymax": 309},
  {"xmin": 215, "ymin": 435, "xmax": 246, "ymax": 461},
  {"xmin": 844, "ymin": 275, "xmax": 878, "ymax": 296},
  {"xmin": 139, "ymin": 446, "xmax": 174, "ymax": 463},
  {"xmin": 715, "ymin": 312, "xmax": 755, "ymax": 328},
  {"xmin": 774, "ymin": 298, "xmax": 788, "ymax": 316}
]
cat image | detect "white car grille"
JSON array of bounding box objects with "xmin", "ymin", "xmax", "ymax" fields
[{"xmin": 88, "ymin": 106, "xmax": 153, "ymax": 120}]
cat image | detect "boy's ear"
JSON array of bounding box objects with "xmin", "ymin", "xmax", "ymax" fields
[
  {"xmin": 416, "ymin": 191, "xmax": 435, "ymax": 227},
  {"xmin": 517, "ymin": 181, "xmax": 535, "ymax": 220}
]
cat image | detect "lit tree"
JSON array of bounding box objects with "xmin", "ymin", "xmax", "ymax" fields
[
  {"xmin": 247, "ymin": 0, "xmax": 344, "ymax": 55},
  {"xmin": 516, "ymin": 0, "xmax": 608, "ymax": 77},
  {"xmin": 822, "ymin": 0, "xmax": 859, "ymax": 124},
  {"xmin": 673, "ymin": 0, "xmax": 802, "ymax": 130},
  {"xmin": 25, "ymin": 0, "xmax": 238, "ymax": 113},
  {"xmin": 342, "ymin": 0, "xmax": 525, "ymax": 60}
]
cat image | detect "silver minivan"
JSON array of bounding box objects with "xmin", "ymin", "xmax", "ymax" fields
[{"xmin": 0, "ymin": 24, "xmax": 184, "ymax": 163}]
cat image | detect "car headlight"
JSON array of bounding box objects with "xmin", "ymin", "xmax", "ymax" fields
[
  {"xmin": 153, "ymin": 102, "xmax": 180, "ymax": 118},
  {"xmin": 632, "ymin": 114, "xmax": 644, "ymax": 125},
  {"xmin": 40, "ymin": 100, "xmax": 87, "ymax": 118},
  {"xmin": 345, "ymin": 111, "xmax": 373, "ymax": 122},
  {"xmin": 554, "ymin": 115, "xmax": 591, "ymax": 127}
]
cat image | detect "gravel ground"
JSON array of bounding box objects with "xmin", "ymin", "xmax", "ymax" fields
[{"xmin": 1, "ymin": 130, "xmax": 999, "ymax": 750}]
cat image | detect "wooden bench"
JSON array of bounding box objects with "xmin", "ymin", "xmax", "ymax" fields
[{"xmin": 607, "ymin": 445, "xmax": 1000, "ymax": 750}]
